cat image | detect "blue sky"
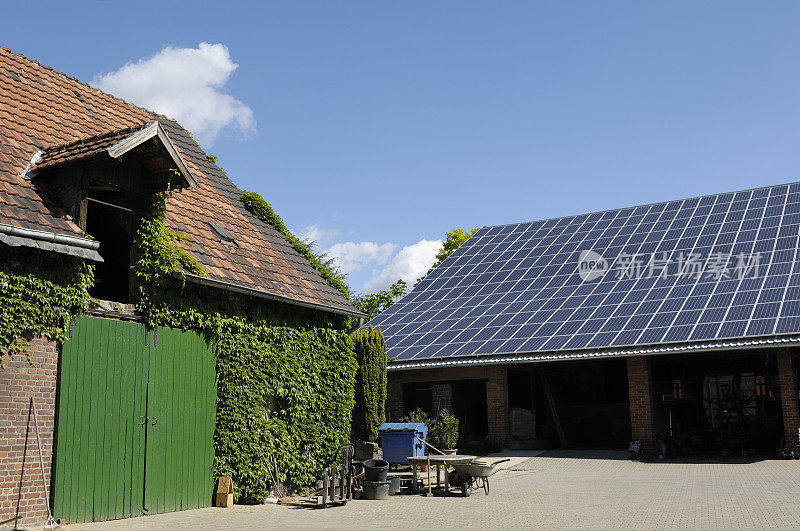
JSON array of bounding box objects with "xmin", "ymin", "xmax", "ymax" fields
[{"xmin": 5, "ymin": 2, "xmax": 800, "ymax": 293}]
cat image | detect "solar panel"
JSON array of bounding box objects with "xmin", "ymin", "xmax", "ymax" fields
[{"xmin": 370, "ymin": 182, "xmax": 800, "ymax": 362}]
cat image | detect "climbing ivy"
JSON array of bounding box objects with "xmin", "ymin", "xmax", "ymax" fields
[
  {"xmin": 132, "ymin": 191, "xmax": 206, "ymax": 322},
  {"xmin": 214, "ymin": 323, "xmax": 355, "ymax": 501},
  {"xmin": 240, "ymin": 191, "xmax": 351, "ymax": 301},
  {"xmin": 133, "ymin": 192, "xmax": 357, "ymax": 501},
  {"xmin": 350, "ymin": 326, "xmax": 387, "ymax": 442},
  {"xmin": 0, "ymin": 248, "xmax": 94, "ymax": 365}
]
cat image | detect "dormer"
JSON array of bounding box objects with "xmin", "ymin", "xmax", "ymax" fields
[{"xmin": 28, "ymin": 121, "xmax": 197, "ymax": 302}]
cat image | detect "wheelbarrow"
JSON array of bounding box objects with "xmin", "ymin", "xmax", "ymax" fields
[{"xmin": 450, "ymin": 458, "xmax": 510, "ymax": 497}]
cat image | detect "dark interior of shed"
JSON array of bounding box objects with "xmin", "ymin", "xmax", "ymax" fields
[
  {"xmin": 650, "ymin": 351, "xmax": 782, "ymax": 456},
  {"xmin": 521, "ymin": 360, "xmax": 631, "ymax": 449}
]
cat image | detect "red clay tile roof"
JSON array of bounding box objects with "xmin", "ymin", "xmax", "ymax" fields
[
  {"xmin": 0, "ymin": 47, "xmax": 357, "ymax": 315},
  {"xmin": 34, "ymin": 126, "xmax": 143, "ymax": 171}
]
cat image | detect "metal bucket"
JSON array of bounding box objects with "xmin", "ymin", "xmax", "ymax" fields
[{"xmin": 387, "ymin": 474, "xmax": 401, "ymax": 494}]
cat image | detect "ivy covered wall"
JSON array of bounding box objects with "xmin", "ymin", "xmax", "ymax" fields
[{"xmin": 0, "ymin": 247, "xmax": 93, "ymax": 365}]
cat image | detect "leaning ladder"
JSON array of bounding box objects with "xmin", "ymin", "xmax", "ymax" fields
[{"xmin": 538, "ymin": 367, "xmax": 567, "ymax": 447}]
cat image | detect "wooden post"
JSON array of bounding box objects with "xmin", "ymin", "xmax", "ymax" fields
[{"xmin": 426, "ymin": 456, "xmax": 432, "ymax": 497}]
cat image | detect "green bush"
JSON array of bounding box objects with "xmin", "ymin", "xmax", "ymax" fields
[
  {"xmin": 429, "ymin": 410, "xmax": 460, "ymax": 450},
  {"xmin": 401, "ymin": 408, "xmax": 432, "ymax": 426},
  {"xmin": 350, "ymin": 326, "xmax": 387, "ymax": 442}
]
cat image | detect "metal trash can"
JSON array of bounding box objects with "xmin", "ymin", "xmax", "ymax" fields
[{"xmin": 378, "ymin": 422, "xmax": 428, "ymax": 464}]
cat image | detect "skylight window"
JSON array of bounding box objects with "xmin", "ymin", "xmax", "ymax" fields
[{"xmin": 208, "ymin": 222, "xmax": 236, "ymax": 245}]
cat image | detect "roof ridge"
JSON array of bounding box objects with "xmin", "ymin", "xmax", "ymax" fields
[
  {"xmin": 43, "ymin": 122, "xmax": 149, "ymax": 154},
  {"xmin": 483, "ymin": 179, "xmax": 800, "ymax": 231},
  {"xmin": 0, "ymin": 46, "xmax": 173, "ymax": 123}
]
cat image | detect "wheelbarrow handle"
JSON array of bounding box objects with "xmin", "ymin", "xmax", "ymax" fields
[{"xmin": 491, "ymin": 458, "xmax": 511, "ymax": 466}]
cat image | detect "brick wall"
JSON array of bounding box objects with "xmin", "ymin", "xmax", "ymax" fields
[
  {"xmin": 485, "ymin": 367, "xmax": 510, "ymax": 447},
  {"xmin": 777, "ymin": 348, "xmax": 800, "ymax": 450},
  {"xmin": 386, "ymin": 365, "xmax": 510, "ymax": 447},
  {"xmin": 0, "ymin": 337, "xmax": 59, "ymax": 528},
  {"xmin": 386, "ymin": 373, "xmax": 403, "ymax": 423},
  {"xmin": 627, "ymin": 356, "xmax": 656, "ymax": 451},
  {"xmin": 431, "ymin": 383, "xmax": 452, "ymax": 414}
]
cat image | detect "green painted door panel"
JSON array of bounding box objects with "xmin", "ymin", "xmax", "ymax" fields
[
  {"xmin": 144, "ymin": 326, "xmax": 215, "ymax": 513},
  {"xmin": 53, "ymin": 317, "xmax": 215, "ymax": 524}
]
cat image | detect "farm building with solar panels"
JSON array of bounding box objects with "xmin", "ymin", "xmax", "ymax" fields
[{"xmin": 371, "ymin": 182, "xmax": 800, "ymax": 458}]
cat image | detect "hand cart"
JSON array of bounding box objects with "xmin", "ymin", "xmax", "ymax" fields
[{"xmin": 450, "ymin": 459, "xmax": 510, "ymax": 497}]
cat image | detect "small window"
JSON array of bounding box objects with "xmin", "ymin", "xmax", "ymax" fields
[{"xmin": 208, "ymin": 221, "xmax": 236, "ymax": 245}]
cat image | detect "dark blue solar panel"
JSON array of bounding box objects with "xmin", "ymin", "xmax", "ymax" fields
[{"xmin": 374, "ymin": 182, "xmax": 800, "ymax": 361}]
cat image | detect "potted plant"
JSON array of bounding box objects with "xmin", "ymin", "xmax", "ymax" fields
[
  {"xmin": 402, "ymin": 407, "xmax": 431, "ymax": 426},
  {"xmin": 429, "ymin": 409, "xmax": 460, "ymax": 454}
]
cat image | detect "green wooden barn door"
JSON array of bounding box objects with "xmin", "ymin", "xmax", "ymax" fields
[
  {"xmin": 143, "ymin": 325, "xmax": 216, "ymax": 514},
  {"xmin": 53, "ymin": 317, "xmax": 149, "ymax": 522},
  {"xmin": 53, "ymin": 317, "xmax": 215, "ymax": 523}
]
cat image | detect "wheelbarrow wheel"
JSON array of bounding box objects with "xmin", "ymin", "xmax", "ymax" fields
[{"xmin": 461, "ymin": 477, "xmax": 472, "ymax": 497}]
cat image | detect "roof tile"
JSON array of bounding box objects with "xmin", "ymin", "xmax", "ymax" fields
[{"xmin": 0, "ymin": 47, "xmax": 356, "ymax": 315}]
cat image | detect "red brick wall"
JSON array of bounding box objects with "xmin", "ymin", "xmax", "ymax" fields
[
  {"xmin": 777, "ymin": 348, "xmax": 800, "ymax": 449},
  {"xmin": 0, "ymin": 337, "xmax": 59, "ymax": 528},
  {"xmin": 386, "ymin": 365, "xmax": 510, "ymax": 447},
  {"xmin": 386, "ymin": 373, "xmax": 403, "ymax": 423},
  {"xmin": 431, "ymin": 383, "xmax": 452, "ymax": 414},
  {"xmin": 627, "ymin": 356, "xmax": 656, "ymax": 450}
]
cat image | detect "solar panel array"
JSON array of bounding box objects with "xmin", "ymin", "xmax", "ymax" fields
[{"xmin": 370, "ymin": 182, "xmax": 800, "ymax": 362}]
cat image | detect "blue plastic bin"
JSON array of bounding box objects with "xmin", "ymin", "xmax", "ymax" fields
[{"xmin": 378, "ymin": 422, "xmax": 428, "ymax": 464}]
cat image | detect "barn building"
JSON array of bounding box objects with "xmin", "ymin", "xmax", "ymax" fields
[
  {"xmin": 0, "ymin": 47, "xmax": 360, "ymax": 527},
  {"xmin": 372, "ymin": 183, "xmax": 800, "ymax": 458}
]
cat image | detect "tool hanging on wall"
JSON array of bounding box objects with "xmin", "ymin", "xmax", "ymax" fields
[
  {"xmin": 755, "ymin": 375, "xmax": 767, "ymax": 396},
  {"xmin": 673, "ymin": 379, "xmax": 684, "ymax": 399},
  {"xmin": 31, "ymin": 397, "xmax": 59, "ymax": 529}
]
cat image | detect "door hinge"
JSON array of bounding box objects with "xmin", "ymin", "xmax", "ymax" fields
[
  {"xmin": 68, "ymin": 318, "xmax": 74, "ymax": 338},
  {"xmin": 146, "ymin": 327, "xmax": 158, "ymax": 346}
]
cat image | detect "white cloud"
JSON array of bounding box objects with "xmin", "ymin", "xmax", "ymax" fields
[
  {"xmin": 325, "ymin": 241, "xmax": 397, "ymax": 275},
  {"xmin": 299, "ymin": 224, "xmax": 338, "ymax": 248},
  {"xmin": 364, "ymin": 239, "xmax": 442, "ymax": 292},
  {"xmin": 93, "ymin": 42, "xmax": 255, "ymax": 146},
  {"xmin": 297, "ymin": 225, "xmax": 442, "ymax": 293}
]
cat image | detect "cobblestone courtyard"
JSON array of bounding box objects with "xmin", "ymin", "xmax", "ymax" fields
[{"xmin": 63, "ymin": 450, "xmax": 800, "ymax": 530}]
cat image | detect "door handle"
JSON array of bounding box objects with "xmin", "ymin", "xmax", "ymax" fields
[
  {"xmin": 151, "ymin": 417, "xmax": 158, "ymax": 426},
  {"xmin": 139, "ymin": 415, "xmax": 149, "ymax": 427}
]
